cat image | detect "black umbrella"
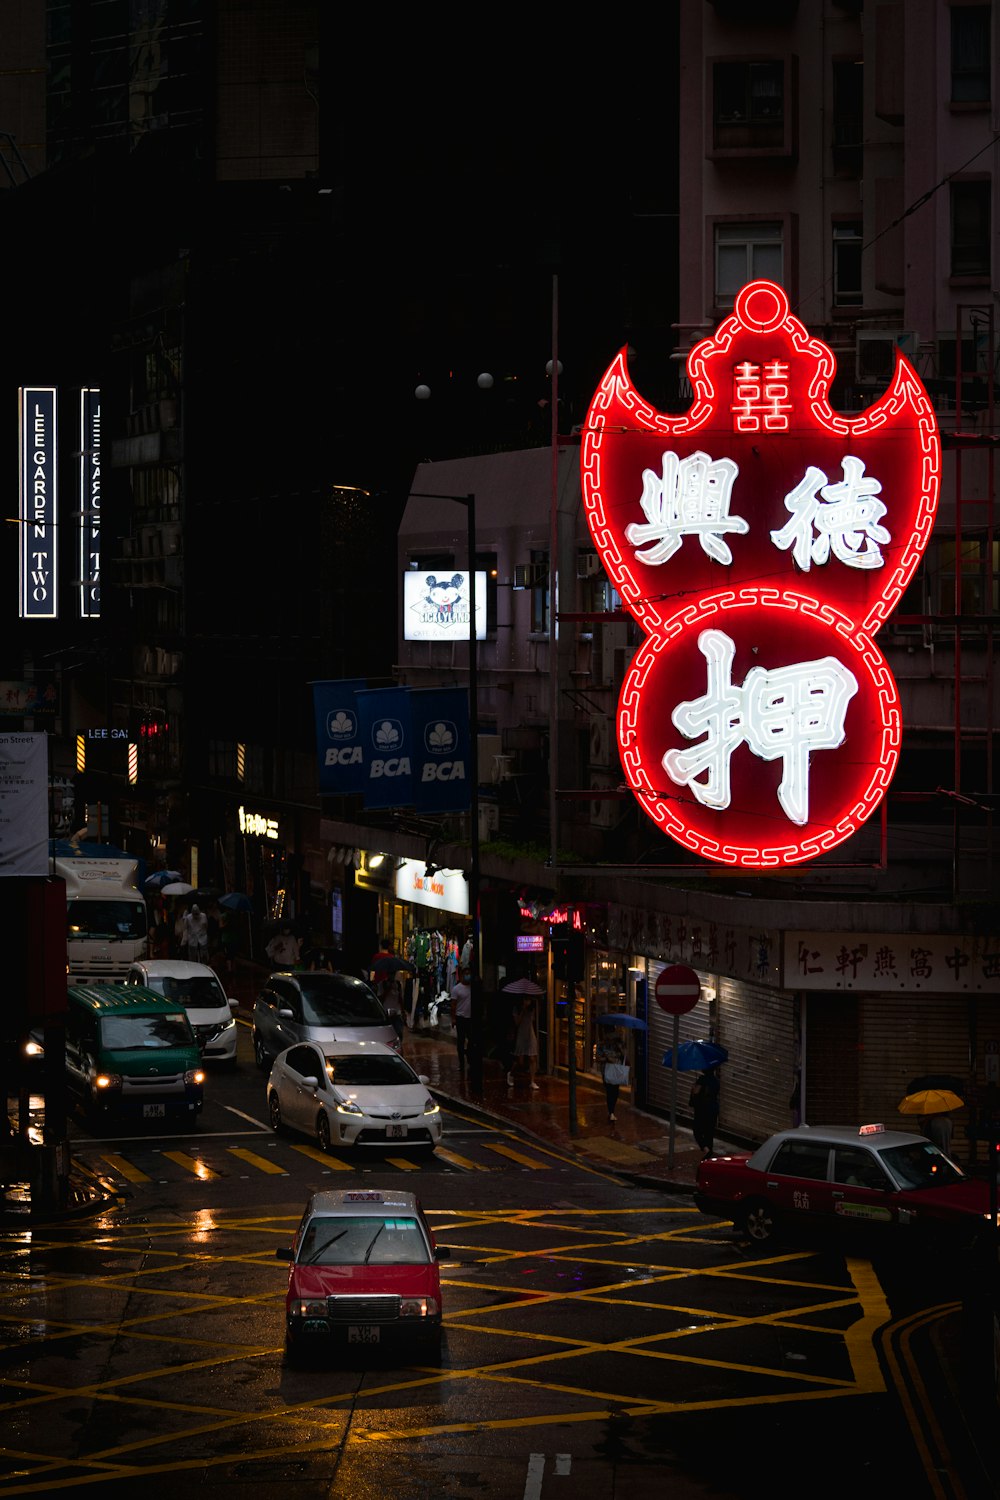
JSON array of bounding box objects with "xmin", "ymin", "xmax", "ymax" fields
[
  {"xmin": 906, "ymin": 1073, "xmax": 965, "ymax": 1095},
  {"xmin": 372, "ymin": 955, "xmax": 417, "ymax": 977}
]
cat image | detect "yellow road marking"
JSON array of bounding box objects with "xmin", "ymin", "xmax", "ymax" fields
[
  {"xmin": 160, "ymin": 1152, "xmax": 220, "ymax": 1179},
  {"xmin": 96, "ymin": 1153, "xmax": 151, "ymax": 1184},
  {"xmin": 227, "ymin": 1148, "xmax": 287, "ymax": 1175},
  {"xmin": 290, "ymin": 1144, "xmax": 351, "ymax": 1170},
  {"xmin": 385, "ymin": 1155, "xmax": 420, "ymax": 1170},
  {"xmin": 435, "ymin": 1146, "xmax": 490, "ymax": 1171},
  {"xmin": 482, "ymin": 1143, "xmax": 548, "ymax": 1170}
]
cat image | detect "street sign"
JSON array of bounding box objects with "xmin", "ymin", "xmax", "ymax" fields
[{"xmin": 654, "ymin": 965, "xmax": 701, "ymax": 1015}]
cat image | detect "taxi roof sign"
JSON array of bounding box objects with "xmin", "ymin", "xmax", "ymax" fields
[
  {"xmin": 345, "ymin": 1190, "xmax": 384, "ymax": 1202},
  {"xmin": 858, "ymin": 1123, "xmax": 885, "ymax": 1136}
]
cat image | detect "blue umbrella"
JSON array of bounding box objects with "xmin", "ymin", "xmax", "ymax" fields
[
  {"xmin": 145, "ymin": 869, "xmax": 183, "ymax": 890},
  {"xmin": 597, "ymin": 1013, "xmax": 648, "ymax": 1031},
  {"xmin": 662, "ymin": 1039, "xmax": 728, "ymax": 1071},
  {"xmin": 218, "ymin": 891, "xmax": 253, "ymax": 913}
]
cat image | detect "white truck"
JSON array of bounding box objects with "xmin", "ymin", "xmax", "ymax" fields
[{"xmin": 53, "ymin": 853, "xmax": 149, "ymax": 983}]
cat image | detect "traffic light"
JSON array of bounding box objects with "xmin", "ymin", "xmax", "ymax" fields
[{"xmin": 550, "ymin": 927, "xmax": 584, "ymax": 982}]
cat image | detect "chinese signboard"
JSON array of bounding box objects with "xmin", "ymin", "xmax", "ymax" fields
[
  {"xmin": 785, "ymin": 932, "xmax": 1000, "ymax": 993},
  {"xmin": 608, "ymin": 903, "xmax": 781, "ymax": 987},
  {"xmin": 79, "ymin": 388, "xmax": 101, "ymax": 618},
  {"xmin": 581, "ymin": 280, "xmax": 940, "ymax": 867}
]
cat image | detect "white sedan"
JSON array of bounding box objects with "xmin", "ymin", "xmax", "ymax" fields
[{"xmin": 266, "ymin": 1040, "xmax": 442, "ymax": 1153}]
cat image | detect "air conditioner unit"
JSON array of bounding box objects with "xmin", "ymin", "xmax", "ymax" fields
[
  {"xmin": 856, "ymin": 331, "xmax": 919, "ymax": 385},
  {"xmin": 577, "ymin": 552, "xmax": 602, "ymax": 579},
  {"xmin": 589, "ymin": 718, "xmax": 612, "ymax": 767}
]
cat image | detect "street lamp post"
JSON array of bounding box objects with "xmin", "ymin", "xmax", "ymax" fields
[{"xmin": 409, "ymin": 491, "xmax": 483, "ymax": 1094}]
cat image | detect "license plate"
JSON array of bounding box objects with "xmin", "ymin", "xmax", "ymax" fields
[
  {"xmin": 143, "ymin": 1103, "xmax": 166, "ymax": 1118},
  {"xmin": 386, "ymin": 1123, "xmax": 407, "ymax": 1139},
  {"xmin": 348, "ymin": 1325, "xmax": 380, "ymax": 1344}
]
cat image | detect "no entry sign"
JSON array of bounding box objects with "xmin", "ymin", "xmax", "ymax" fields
[{"xmin": 654, "ymin": 965, "xmax": 701, "ymax": 1015}]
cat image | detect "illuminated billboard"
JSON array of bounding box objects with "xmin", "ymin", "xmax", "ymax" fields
[
  {"xmin": 18, "ymin": 387, "xmax": 58, "ymax": 619},
  {"xmin": 79, "ymin": 388, "xmax": 101, "ymax": 618},
  {"xmin": 581, "ymin": 280, "xmax": 940, "ymax": 868},
  {"xmin": 403, "ymin": 570, "xmax": 487, "ymax": 641}
]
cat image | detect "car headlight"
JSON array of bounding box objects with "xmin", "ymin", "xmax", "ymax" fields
[
  {"xmin": 184, "ymin": 1069, "xmax": 206, "ymax": 1085},
  {"xmin": 336, "ymin": 1100, "xmax": 364, "ymax": 1115},
  {"xmin": 220, "ymin": 1018, "xmax": 236, "ymax": 1033},
  {"xmin": 423, "ymin": 1098, "xmax": 440, "ymax": 1116},
  {"xmin": 292, "ymin": 1300, "xmax": 328, "ymax": 1318},
  {"xmin": 399, "ymin": 1296, "xmax": 438, "ymax": 1319},
  {"xmin": 95, "ymin": 1073, "xmax": 122, "ymax": 1090},
  {"xmin": 24, "ymin": 1039, "xmax": 44, "ymax": 1059}
]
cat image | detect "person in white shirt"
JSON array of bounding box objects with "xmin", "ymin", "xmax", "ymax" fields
[
  {"xmin": 450, "ymin": 968, "xmax": 473, "ymax": 1075},
  {"xmin": 266, "ymin": 925, "xmax": 301, "ymax": 970},
  {"xmin": 182, "ymin": 904, "xmax": 209, "ymax": 961}
]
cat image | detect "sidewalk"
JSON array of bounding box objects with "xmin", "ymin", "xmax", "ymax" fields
[{"xmin": 402, "ymin": 1019, "xmax": 737, "ymax": 1191}]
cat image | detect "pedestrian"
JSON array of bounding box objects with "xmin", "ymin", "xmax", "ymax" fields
[
  {"xmin": 924, "ymin": 1111, "xmax": 954, "ymax": 1157},
  {"xmin": 511, "ymin": 995, "xmax": 539, "ymax": 1090},
  {"xmin": 266, "ymin": 924, "xmax": 300, "ymax": 970},
  {"xmin": 181, "ymin": 903, "xmax": 209, "ymax": 962},
  {"xmin": 690, "ymin": 1064, "xmax": 721, "ymax": 1158},
  {"xmin": 450, "ymin": 967, "xmax": 473, "ymax": 1075},
  {"xmin": 596, "ymin": 1025, "xmax": 628, "ymax": 1124},
  {"xmin": 379, "ymin": 977, "xmax": 406, "ymax": 1045}
]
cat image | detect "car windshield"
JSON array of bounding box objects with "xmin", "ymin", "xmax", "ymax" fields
[
  {"xmin": 296, "ymin": 975, "xmax": 388, "ymax": 1026},
  {"xmin": 880, "ymin": 1141, "xmax": 966, "ymax": 1189},
  {"xmin": 148, "ymin": 976, "xmax": 227, "ymax": 1009},
  {"xmin": 328, "ymin": 1054, "xmax": 419, "ymax": 1087},
  {"xmin": 68, "ymin": 900, "xmax": 147, "ymax": 940},
  {"xmin": 99, "ymin": 1013, "xmax": 193, "ymax": 1050},
  {"xmin": 297, "ymin": 1215, "xmax": 429, "ymax": 1266}
]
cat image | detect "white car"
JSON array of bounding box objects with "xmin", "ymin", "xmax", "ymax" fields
[
  {"xmin": 126, "ymin": 959, "xmax": 239, "ymax": 1067},
  {"xmin": 267, "ymin": 1040, "xmax": 442, "ymax": 1153}
]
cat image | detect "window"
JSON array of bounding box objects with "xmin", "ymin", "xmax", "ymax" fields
[
  {"xmin": 770, "ymin": 1140, "xmax": 831, "ymax": 1180},
  {"xmin": 950, "ymin": 180, "xmax": 991, "ymax": 277},
  {"xmin": 713, "ymin": 60, "xmax": 785, "ymax": 150},
  {"xmin": 951, "ymin": 6, "xmax": 991, "ymax": 103},
  {"xmin": 832, "ymin": 59, "xmax": 863, "ymax": 175},
  {"xmin": 833, "ymin": 1147, "xmax": 889, "ymax": 1190},
  {"xmin": 833, "ymin": 221, "xmax": 863, "ymax": 306},
  {"xmin": 715, "ymin": 222, "xmax": 783, "ymax": 306},
  {"xmin": 530, "ymin": 549, "xmax": 549, "ymax": 634}
]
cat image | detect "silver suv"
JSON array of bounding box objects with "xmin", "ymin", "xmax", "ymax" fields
[{"xmin": 252, "ymin": 971, "xmax": 397, "ymax": 1070}]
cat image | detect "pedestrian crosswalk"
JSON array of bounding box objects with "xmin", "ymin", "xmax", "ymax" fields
[{"xmin": 76, "ymin": 1128, "xmax": 569, "ymax": 1187}]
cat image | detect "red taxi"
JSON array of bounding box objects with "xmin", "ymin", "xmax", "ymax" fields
[
  {"xmin": 694, "ymin": 1124, "xmax": 996, "ymax": 1247},
  {"xmin": 276, "ymin": 1188, "xmax": 449, "ymax": 1362}
]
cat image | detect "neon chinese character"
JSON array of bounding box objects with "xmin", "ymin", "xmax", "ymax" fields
[
  {"xmin": 625, "ymin": 450, "xmax": 748, "ymax": 566},
  {"xmin": 732, "ymin": 359, "xmax": 791, "ymax": 432},
  {"xmin": 771, "ymin": 456, "xmax": 890, "ymax": 571},
  {"xmin": 663, "ymin": 629, "xmax": 859, "ymax": 825}
]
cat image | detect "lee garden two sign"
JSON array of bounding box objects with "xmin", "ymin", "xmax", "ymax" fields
[{"xmin": 582, "ymin": 280, "xmax": 941, "ymax": 869}]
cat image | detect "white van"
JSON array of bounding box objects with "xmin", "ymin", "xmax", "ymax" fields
[{"xmin": 126, "ymin": 959, "xmax": 239, "ymax": 1067}]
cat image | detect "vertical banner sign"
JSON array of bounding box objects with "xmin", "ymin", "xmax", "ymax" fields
[
  {"xmin": 79, "ymin": 388, "xmax": 101, "ymax": 618},
  {"xmin": 411, "ymin": 685, "xmax": 472, "ymax": 813},
  {"xmin": 0, "ymin": 732, "xmax": 49, "ymax": 876},
  {"xmin": 311, "ymin": 679, "xmax": 367, "ymax": 795},
  {"xmin": 581, "ymin": 280, "xmax": 941, "ymax": 868},
  {"xmin": 18, "ymin": 387, "xmax": 58, "ymax": 619},
  {"xmin": 356, "ymin": 686, "xmax": 414, "ymax": 808}
]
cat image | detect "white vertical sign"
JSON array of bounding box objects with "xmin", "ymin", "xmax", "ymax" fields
[
  {"xmin": 0, "ymin": 733, "xmax": 49, "ymax": 876},
  {"xmin": 79, "ymin": 388, "xmax": 101, "ymax": 618},
  {"xmin": 18, "ymin": 387, "xmax": 58, "ymax": 619}
]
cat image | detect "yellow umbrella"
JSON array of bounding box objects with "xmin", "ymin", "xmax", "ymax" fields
[{"xmin": 898, "ymin": 1088, "xmax": 963, "ymax": 1116}]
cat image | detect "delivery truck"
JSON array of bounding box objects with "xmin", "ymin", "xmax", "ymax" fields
[{"xmin": 51, "ymin": 843, "xmax": 148, "ymax": 983}]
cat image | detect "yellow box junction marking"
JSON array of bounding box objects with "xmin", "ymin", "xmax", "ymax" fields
[{"xmin": 227, "ymin": 1148, "xmax": 287, "ymax": 1175}]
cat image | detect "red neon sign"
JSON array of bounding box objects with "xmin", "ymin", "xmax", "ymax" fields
[{"xmin": 581, "ymin": 281, "xmax": 940, "ymax": 868}]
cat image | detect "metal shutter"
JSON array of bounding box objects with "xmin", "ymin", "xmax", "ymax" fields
[
  {"xmin": 717, "ymin": 977, "xmax": 796, "ymax": 1142},
  {"xmin": 803, "ymin": 993, "xmax": 861, "ymax": 1124}
]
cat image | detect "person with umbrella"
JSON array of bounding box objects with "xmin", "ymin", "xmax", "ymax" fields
[
  {"xmin": 596, "ymin": 1024, "xmax": 627, "ymax": 1124},
  {"xmin": 690, "ymin": 1063, "xmax": 722, "ymax": 1158}
]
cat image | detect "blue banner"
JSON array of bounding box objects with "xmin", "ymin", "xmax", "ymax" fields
[
  {"xmin": 312, "ymin": 679, "xmax": 366, "ymax": 795},
  {"xmin": 411, "ymin": 686, "xmax": 472, "ymax": 813},
  {"xmin": 356, "ymin": 686, "xmax": 415, "ymax": 808}
]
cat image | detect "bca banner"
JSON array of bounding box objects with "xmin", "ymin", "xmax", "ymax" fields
[
  {"xmin": 356, "ymin": 686, "xmax": 414, "ymax": 808},
  {"xmin": 312, "ymin": 679, "xmax": 366, "ymax": 795},
  {"xmin": 411, "ymin": 686, "xmax": 471, "ymax": 813}
]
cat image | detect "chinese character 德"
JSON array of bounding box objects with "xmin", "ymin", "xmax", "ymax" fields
[
  {"xmin": 662, "ymin": 629, "xmax": 858, "ymax": 825},
  {"xmin": 626, "ymin": 450, "xmax": 748, "ymax": 566},
  {"xmin": 771, "ymin": 456, "xmax": 890, "ymax": 571}
]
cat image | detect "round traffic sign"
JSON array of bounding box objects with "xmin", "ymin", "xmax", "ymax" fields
[{"xmin": 654, "ymin": 964, "xmax": 701, "ymax": 1015}]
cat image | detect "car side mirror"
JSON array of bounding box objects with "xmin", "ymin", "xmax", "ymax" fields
[
  {"xmin": 435, "ymin": 1246, "xmax": 451, "ymax": 1260},
  {"xmin": 418, "ymin": 1074, "xmax": 429, "ymax": 1085},
  {"xmin": 275, "ymin": 1247, "xmax": 293, "ymax": 1261},
  {"xmin": 229, "ymin": 999, "xmax": 239, "ymax": 1012},
  {"xmin": 302, "ymin": 1076, "xmax": 320, "ymax": 1089},
  {"xmin": 277, "ymin": 1007, "xmax": 294, "ymax": 1018}
]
